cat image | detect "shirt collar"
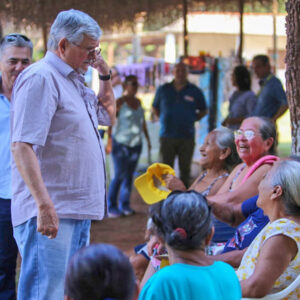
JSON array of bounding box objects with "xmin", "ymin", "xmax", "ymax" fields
[
  {"xmin": 259, "ymin": 73, "xmax": 273, "ymax": 86},
  {"xmin": 44, "ymin": 51, "xmax": 74, "ymax": 77}
]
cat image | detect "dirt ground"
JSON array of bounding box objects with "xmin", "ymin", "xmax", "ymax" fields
[{"xmin": 90, "ymin": 187, "xmax": 149, "ymax": 257}]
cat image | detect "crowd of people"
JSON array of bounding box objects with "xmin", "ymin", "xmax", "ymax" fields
[{"xmin": 0, "ymin": 7, "xmax": 295, "ymax": 300}]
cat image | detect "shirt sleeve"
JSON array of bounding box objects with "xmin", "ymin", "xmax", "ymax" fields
[
  {"xmin": 241, "ymin": 195, "xmax": 259, "ymax": 218},
  {"xmin": 139, "ymin": 274, "xmax": 177, "ymax": 300},
  {"xmin": 194, "ymin": 87, "xmax": 207, "ymax": 111},
  {"xmin": 273, "ymin": 79, "xmax": 287, "ymax": 105},
  {"xmin": 11, "ymin": 72, "xmax": 58, "ymax": 146}
]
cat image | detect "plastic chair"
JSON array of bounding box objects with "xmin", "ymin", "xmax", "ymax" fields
[{"xmin": 242, "ymin": 273, "xmax": 300, "ymax": 300}]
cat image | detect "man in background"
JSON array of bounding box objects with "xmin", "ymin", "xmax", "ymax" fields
[
  {"xmin": 252, "ymin": 54, "xmax": 288, "ymax": 121},
  {"xmin": 0, "ymin": 33, "xmax": 32, "ymax": 300},
  {"xmin": 152, "ymin": 62, "xmax": 207, "ymax": 187}
]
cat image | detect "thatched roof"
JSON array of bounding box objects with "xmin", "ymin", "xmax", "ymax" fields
[{"xmin": 0, "ymin": 0, "xmax": 276, "ymax": 32}]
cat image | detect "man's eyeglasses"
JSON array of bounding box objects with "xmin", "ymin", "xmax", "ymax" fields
[
  {"xmin": 71, "ymin": 42, "xmax": 101, "ymax": 56},
  {"xmin": 234, "ymin": 129, "xmax": 260, "ymax": 141},
  {"xmin": 0, "ymin": 33, "xmax": 31, "ymax": 46}
]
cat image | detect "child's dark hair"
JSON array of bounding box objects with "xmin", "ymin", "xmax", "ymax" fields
[
  {"xmin": 64, "ymin": 243, "xmax": 136, "ymax": 300},
  {"xmin": 150, "ymin": 190, "xmax": 213, "ymax": 251}
]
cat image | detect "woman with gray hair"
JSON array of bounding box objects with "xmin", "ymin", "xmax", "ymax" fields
[
  {"xmin": 139, "ymin": 190, "xmax": 241, "ymax": 300},
  {"xmin": 165, "ymin": 127, "xmax": 240, "ymax": 196},
  {"xmin": 237, "ymin": 159, "xmax": 300, "ymax": 298}
]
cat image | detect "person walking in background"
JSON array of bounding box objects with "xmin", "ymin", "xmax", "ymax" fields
[
  {"xmin": 251, "ymin": 54, "xmax": 288, "ymax": 121},
  {"xmin": 106, "ymin": 75, "xmax": 151, "ymax": 218},
  {"xmin": 10, "ymin": 9, "xmax": 115, "ymax": 300},
  {"xmin": 0, "ymin": 33, "xmax": 32, "ymax": 300},
  {"xmin": 152, "ymin": 62, "xmax": 207, "ymax": 188},
  {"xmin": 222, "ymin": 65, "xmax": 257, "ymax": 130}
]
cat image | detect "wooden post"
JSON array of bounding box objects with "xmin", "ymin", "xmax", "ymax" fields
[
  {"xmin": 272, "ymin": 0, "xmax": 278, "ymax": 74},
  {"xmin": 237, "ymin": 0, "xmax": 244, "ymax": 64},
  {"xmin": 183, "ymin": 0, "xmax": 188, "ymax": 57}
]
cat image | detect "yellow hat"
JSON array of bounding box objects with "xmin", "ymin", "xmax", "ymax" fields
[{"xmin": 134, "ymin": 163, "xmax": 175, "ymax": 205}]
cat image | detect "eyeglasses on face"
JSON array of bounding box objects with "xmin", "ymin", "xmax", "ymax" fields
[
  {"xmin": 234, "ymin": 129, "xmax": 260, "ymax": 141},
  {"xmin": 71, "ymin": 42, "xmax": 101, "ymax": 56},
  {"xmin": 0, "ymin": 33, "xmax": 31, "ymax": 46}
]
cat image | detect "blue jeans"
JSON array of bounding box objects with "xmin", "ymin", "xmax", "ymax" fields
[
  {"xmin": 0, "ymin": 199, "xmax": 18, "ymax": 300},
  {"xmin": 108, "ymin": 139, "xmax": 142, "ymax": 212},
  {"xmin": 14, "ymin": 217, "xmax": 91, "ymax": 300}
]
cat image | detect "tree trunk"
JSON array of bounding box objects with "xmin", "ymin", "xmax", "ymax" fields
[
  {"xmin": 285, "ymin": 0, "xmax": 300, "ymax": 155},
  {"xmin": 236, "ymin": 0, "xmax": 244, "ymax": 64}
]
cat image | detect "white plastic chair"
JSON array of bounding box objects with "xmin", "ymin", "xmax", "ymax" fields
[{"xmin": 242, "ymin": 273, "xmax": 300, "ymax": 300}]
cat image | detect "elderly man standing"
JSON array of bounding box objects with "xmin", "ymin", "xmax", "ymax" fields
[
  {"xmin": 0, "ymin": 33, "xmax": 32, "ymax": 300},
  {"xmin": 152, "ymin": 62, "xmax": 207, "ymax": 188},
  {"xmin": 10, "ymin": 10, "xmax": 115, "ymax": 300}
]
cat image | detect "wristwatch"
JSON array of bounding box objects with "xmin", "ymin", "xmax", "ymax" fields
[{"xmin": 98, "ymin": 70, "xmax": 112, "ymax": 81}]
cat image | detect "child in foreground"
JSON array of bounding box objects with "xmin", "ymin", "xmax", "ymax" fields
[{"xmin": 64, "ymin": 243, "xmax": 138, "ymax": 300}]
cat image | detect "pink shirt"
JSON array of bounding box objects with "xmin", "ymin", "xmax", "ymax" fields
[{"xmin": 11, "ymin": 51, "xmax": 111, "ymax": 226}]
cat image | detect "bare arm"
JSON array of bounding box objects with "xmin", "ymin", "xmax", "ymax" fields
[
  {"xmin": 105, "ymin": 126, "xmax": 113, "ymax": 154},
  {"xmin": 165, "ymin": 174, "xmax": 187, "ymax": 191},
  {"xmin": 272, "ymin": 104, "xmax": 288, "ymax": 122},
  {"xmin": 11, "ymin": 142, "xmax": 59, "ymax": 238},
  {"xmin": 208, "ymin": 164, "xmax": 272, "ymax": 205},
  {"xmin": 152, "ymin": 107, "xmax": 160, "ymax": 118},
  {"xmin": 140, "ymin": 262, "xmax": 156, "ymax": 290},
  {"xmin": 213, "ymin": 248, "xmax": 247, "ymax": 268},
  {"xmin": 92, "ymin": 53, "xmax": 116, "ymax": 125},
  {"xmin": 240, "ymin": 234, "xmax": 297, "ymax": 298},
  {"xmin": 196, "ymin": 109, "xmax": 208, "ymax": 121},
  {"xmin": 143, "ymin": 119, "xmax": 151, "ymax": 151},
  {"xmin": 208, "ymin": 201, "xmax": 244, "ymax": 227}
]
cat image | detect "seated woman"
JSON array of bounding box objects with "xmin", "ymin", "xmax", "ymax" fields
[
  {"xmin": 131, "ymin": 127, "xmax": 239, "ymax": 281},
  {"xmin": 207, "ymin": 116, "xmax": 278, "ymax": 242},
  {"xmin": 165, "ymin": 126, "xmax": 240, "ymax": 196},
  {"xmin": 64, "ymin": 243, "xmax": 137, "ymax": 300},
  {"xmin": 237, "ymin": 159, "xmax": 300, "ymax": 298},
  {"xmin": 208, "ymin": 116, "xmax": 277, "ymax": 205},
  {"xmin": 138, "ymin": 191, "xmax": 241, "ymax": 300}
]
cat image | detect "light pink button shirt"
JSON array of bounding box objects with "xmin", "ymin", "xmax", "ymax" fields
[{"xmin": 11, "ymin": 51, "xmax": 111, "ymax": 226}]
